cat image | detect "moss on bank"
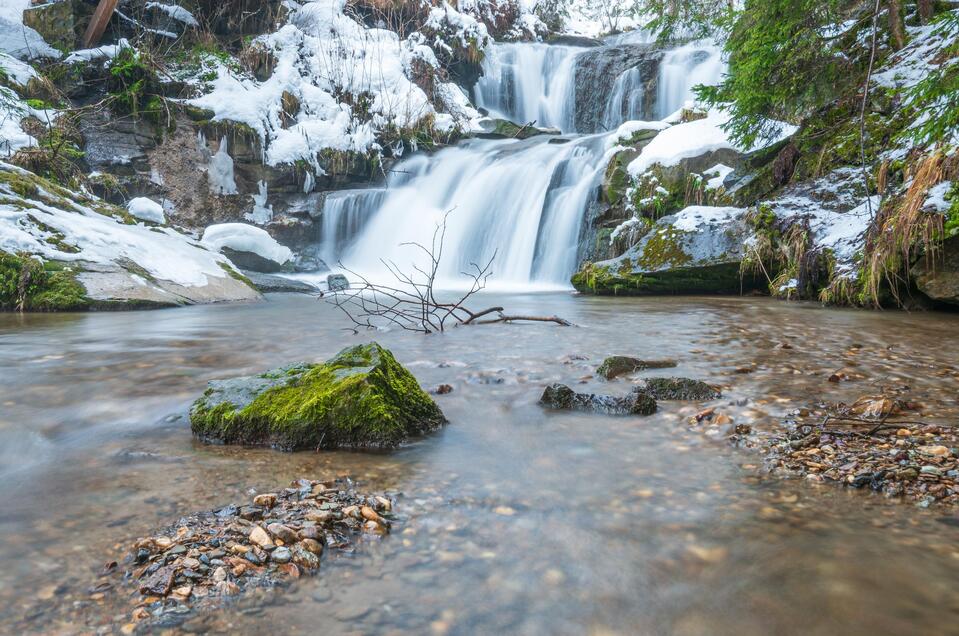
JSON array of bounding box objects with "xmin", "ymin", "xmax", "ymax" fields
[
  {"xmin": 0, "ymin": 252, "xmax": 89, "ymax": 311},
  {"xmin": 190, "ymin": 343, "xmax": 447, "ymax": 451},
  {"xmin": 572, "ymin": 260, "xmax": 756, "ymax": 296}
]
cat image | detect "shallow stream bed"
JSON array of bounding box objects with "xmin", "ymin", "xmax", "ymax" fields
[{"xmin": 1, "ymin": 293, "xmax": 958, "ymax": 635}]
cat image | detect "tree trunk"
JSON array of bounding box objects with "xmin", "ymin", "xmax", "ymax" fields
[
  {"xmin": 887, "ymin": 0, "xmax": 906, "ymax": 50},
  {"xmin": 82, "ymin": 0, "xmax": 119, "ymax": 48},
  {"xmin": 917, "ymin": 0, "xmax": 934, "ymax": 24}
]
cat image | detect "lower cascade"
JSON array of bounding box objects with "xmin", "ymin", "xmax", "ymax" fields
[{"xmin": 336, "ymin": 134, "xmax": 612, "ymax": 288}]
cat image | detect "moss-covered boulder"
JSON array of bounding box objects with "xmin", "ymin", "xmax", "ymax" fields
[
  {"xmin": 190, "ymin": 343, "xmax": 447, "ymax": 451},
  {"xmin": 476, "ymin": 119, "xmax": 561, "ymax": 140},
  {"xmin": 596, "ymin": 356, "xmax": 677, "ymax": 380},
  {"xmin": 572, "ymin": 205, "xmax": 764, "ymax": 295}
]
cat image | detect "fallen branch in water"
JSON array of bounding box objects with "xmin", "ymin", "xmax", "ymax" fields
[{"xmin": 324, "ymin": 212, "xmax": 572, "ymax": 333}]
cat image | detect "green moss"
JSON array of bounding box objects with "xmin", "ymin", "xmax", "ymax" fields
[
  {"xmin": 572, "ymin": 260, "xmax": 757, "ymax": 296},
  {"xmin": 218, "ymin": 262, "xmax": 257, "ymax": 290},
  {"xmin": 0, "ymin": 251, "xmax": 88, "ymax": 312},
  {"xmin": 635, "ymin": 227, "xmax": 693, "ymax": 270},
  {"xmin": 190, "ymin": 343, "xmax": 447, "ymax": 451}
]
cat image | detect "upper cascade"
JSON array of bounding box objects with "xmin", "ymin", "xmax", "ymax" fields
[{"xmin": 474, "ymin": 38, "xmax": 724, "ymax": 134}]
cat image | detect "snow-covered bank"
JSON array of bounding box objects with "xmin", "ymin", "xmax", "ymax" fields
[{"xmin": 0, "ymin": 163, "xmax": 260, "ymax": 309}]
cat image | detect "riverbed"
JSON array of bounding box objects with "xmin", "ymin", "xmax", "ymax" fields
[{"xmin": 1, "ymin": 293, "xmax": 958, "ymax": 635}]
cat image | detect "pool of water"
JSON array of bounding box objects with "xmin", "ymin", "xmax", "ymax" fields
[{"xmin": 1, "ymin": 293, "xmax": 958, "ymax": 635}]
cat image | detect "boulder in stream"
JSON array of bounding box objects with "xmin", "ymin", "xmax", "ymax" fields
[
  {"xmin": 539, "ymin": 383, "xmax": 657, "ymax": 415},
  {"xmin": 190, "ymin": 343, "xmax": 447, "ymax": 450},
  {"xmin": 597, "ymin": 356, "xmax": 678, "ymax": 380}
]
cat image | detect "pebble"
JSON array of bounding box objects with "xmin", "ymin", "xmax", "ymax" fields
[
  {"xmin": 271, "ymin": 547, "xmax": 292, "ymax": 564},
  {"xmin": 267, "ymin": 523, "xmax": 299, "ymax": 544},
  {"xmin": 249, "ymin": 526, "xmax": 273, "ymax": 548}
]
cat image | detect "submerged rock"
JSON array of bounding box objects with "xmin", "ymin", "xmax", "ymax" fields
[
  {"xmin": 635, "ymin": 378, "xmax": 721, "ymax": 401},
  {"xmin": 190, "ymin": 343, "xmax": 447, "ymax": 450},
  {"xmin": 913, "ymin": 236, "xmax": 959, "ymax": 306},
  {"xmin": 242, "ymin": 270, "xmax": 318, "ymax": 294},
  {"xmin": 597, "ymin": 356, "xmax": 678, "ymax": 380},
  {"xmin": 539, "ymin": 383, "xmax": 657, "ymax": 415},
  {"xmin": 475, "ymin": 118, "xmax": 562, "ymax": 140}
]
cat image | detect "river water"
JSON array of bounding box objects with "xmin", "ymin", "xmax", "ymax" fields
[{"xmin": 2, "ymin": 293, "xmax": 959, "ymax": 634}]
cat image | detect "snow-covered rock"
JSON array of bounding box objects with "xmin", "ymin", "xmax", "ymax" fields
[
  {"xmin": 127, "ymin": 197, "xmax": 166, "ymax": 224},
  {"xmin": 573, "ymin": 205, "xmax": 758, "ymax": 294},
  {"xmin": 0, "ymin": 162, "xmax": 260, "ymax": 308},
  {"xmin": 201, "ymin": 223, "xmax": 293, "ymax": 273}
]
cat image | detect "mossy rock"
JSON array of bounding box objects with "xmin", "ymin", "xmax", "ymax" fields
[
  {"xmin": 596, "ymin": 356, "xmax": 678, "ymax": 380},
  {"xmin": 190, "ymin": 343, "xmax": 447, "ymax": 451},
  {"xmin": 635, "ymin": 378, "xmax": 720, "ymax": 401},
  {"xmin": 0, "ymin": 252, "xmax": 89, "ymax": 312}
]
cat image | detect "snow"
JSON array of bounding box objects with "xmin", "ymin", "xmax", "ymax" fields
[
  {"xmin": 704, "ymin": 164, "xmax": 735, "ymax": 190},
  {"xmin": 924, "ymin": 181, "xmax": 953, "ymax": 213},
  {"xmin": 873, "ymin": 24, "xmax": 943, "ymax": 90},
  {"xmin": 610, "ymin": 119, "xmax": 670, "ymax": 146},
  {"xmin": 208, "ymin": 137, "xmax": 238, "ymax": 195},
  {"xmin": 0, "ymin": 1, "xmax": 61, "ymax": 60},
  {"xmin": 246, "ymin": 181, "xmax": 273, "ymax": 225},
  {"xmin": 0, "ymin": 51, "xmax": 36, "ymax": 86},
  {"xmin": 145, "ymin": 2, "xmax": 199, "ymax": 27},
  {"xmin": 627, "ymin": 111, "xmax": 736, "ymax": 176},
  {"xmin": 127, "ymin": 197, "xmax": 166, "ymax": 224},
  {"xmin": 628, "ymin": 111, "xmax": 797, "ymax": 177},
  {"xmin": 187, "ymin": 0, "xmax": 482, "ymax": 169},
  {"xmin": 201, "ymin": 223, "xmax": 293, "ymax": 265},
  {"xmin": 609, "ymin": 217, "xmax": 642, "ymax": 244},
  {"xmin": 64, "ymin": 39, "xmax": 132, "ymax": 63},
  {"xmin": 0, "ymin": 162, "xmax": 234, "ymax": 287},
  {"xmin": 0, "ymin": 86, "xmax": 34, "ymax": 157},
  {"xmin": 671, "ymin": 206, "xmax": 744, "ymax": 232}
]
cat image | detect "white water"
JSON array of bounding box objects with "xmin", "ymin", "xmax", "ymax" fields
[
  {"xmin": 312, "ymin": 39, "xmax": 725, "ymax": 290},
  {"xmin": 656, "ymin": 41, "xmax": 725, "ymax": 118},
  {"xmin": 474, "ymin": 43, "xmax": 583, "ymax": 133}
]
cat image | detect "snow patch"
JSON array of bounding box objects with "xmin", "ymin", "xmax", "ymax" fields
[
  {"xmin": 671, "ymin": 206, "xmax": 744, "ymax": 232},
  {"xmin": 201, "ymin": 223, "xmax": 292, "ymax": 265},
  {"xmin": 145, "ymin": 2, "xmax": 199, "ymax": 27},
  {"xmin": 127, "ymin": 197, "xmax": 166, "ymax": 224}
]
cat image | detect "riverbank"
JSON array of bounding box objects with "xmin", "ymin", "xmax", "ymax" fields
[{"xmin": 2, "ymin": 293, "xmax": 959, "ymax": 634}]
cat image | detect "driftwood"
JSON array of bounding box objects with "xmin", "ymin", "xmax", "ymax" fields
[
  {"xmin": 82, "ymin": 0, "xmax": 119, "ymax": 48},
  {"xmin": 325, "ymin": 213, "xmax": 572, "ymax": 333}
]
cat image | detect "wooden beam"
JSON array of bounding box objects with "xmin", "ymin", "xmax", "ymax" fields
[{"xmin": 81, "ymin": 0, "xmax": 120, "ymax": 49}]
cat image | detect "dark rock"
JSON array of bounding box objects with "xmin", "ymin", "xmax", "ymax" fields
[
  {"xmin": 596, "ymin": 356, "xmax": 678, "ymax": 380},
  {"xmin": 635, "ymin": 378, "xmax": 721, "ymax": 400},
  {"xmin": 539, "ymin": 383, "xmax": 657, "ymax": 415},
  {"xmin": 476, "ymin": 119, "xmax": 562, "ymax": 140},
  {"xmin": 242, "ymin": 270, "xmax": 318, "ymax": 294},
  {"xmin": 292, "ymin": 245, "xmax": 329, "ymax": 273},
  {"xmin": 221, "ymin": 247, "xmax": 288, "ymax": 273},
  {"xmin": 327, "ymin": 273, "xmax": 350, "ymax": 291},
  {"xmin": 913, "ymin": 236, "xmax": 959, "ymax": 306}
]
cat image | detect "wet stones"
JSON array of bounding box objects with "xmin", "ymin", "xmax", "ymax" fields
[
  {"xmin": 635, "ymin": 377, "xmax": 721, "ymax": 401},
  {"xmin": 596, "ymin": 356, "xmax": 678, "ymax": 380},
  {"xmin": 539, "ymin": 383, "xmax": 658, "ymax": 415},
  {"xmin": 109, "ymin": 477, "xmax": 394, "ymax": 630}
]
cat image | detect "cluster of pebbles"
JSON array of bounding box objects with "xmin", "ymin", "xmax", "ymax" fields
[
  {"xmin": 112, "ymin": 477, "xmax": 392, "ymax": 629},
  {"xmin": 764, "ymin": 397, "xmax": 959, "ymax": 507}
]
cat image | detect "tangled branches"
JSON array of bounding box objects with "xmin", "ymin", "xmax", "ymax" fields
[{"xmin": 325, "ymin": 214, "xmax": 572, "ymax": 333}]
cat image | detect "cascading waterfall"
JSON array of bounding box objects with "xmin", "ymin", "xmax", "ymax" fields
[
  {"xmin": 474, "ymin": 43, "xmax": 583, "ymax": 133},
  {"xmin": 313, "ymin": 38, "xmax": 725, "ymax": 289},
  {"xmin": 655, "ymin": 41, "xmax": 724, "ymax": 118},
  {"xmin": 317, "ymin": 189, "xmax": 386, "ymax": 263},
  {"xmin": 339, "ymin": 135, "xmax": 614, "ymax": 288},
  {"xmin": 602, "ymin": 67, "xmax": 645, "ymax": 131}
]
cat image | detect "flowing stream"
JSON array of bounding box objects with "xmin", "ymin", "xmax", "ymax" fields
[
  {"xmin": 2, "ymin": 295, "xmax": 959, "ymax": 634},
  {"xmin": 315, "ymin": 38, "xmax": 725, "ymax": 289}
]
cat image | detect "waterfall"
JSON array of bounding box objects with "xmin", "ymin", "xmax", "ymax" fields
[
  {"xmin": 655, "ymin": 41, "xmax": 725, "ymax": 118},
  {"xmin": 474, "ymin": 43, "xmax": 584, "ymax": 133},
  {"xmin": 340, "ymin": 135, "xmax": 614, "ymax": 289},
  {"xmin": 602, "ymin": 67, "xmax": 645, "ymax": 131},
  {"xmin": 311, "ymin": 38, "xmax": 726, "ymax": 289},
  {"xmin": 317, "ymin": 189, "xmax": 386, "ymax": 263}
]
